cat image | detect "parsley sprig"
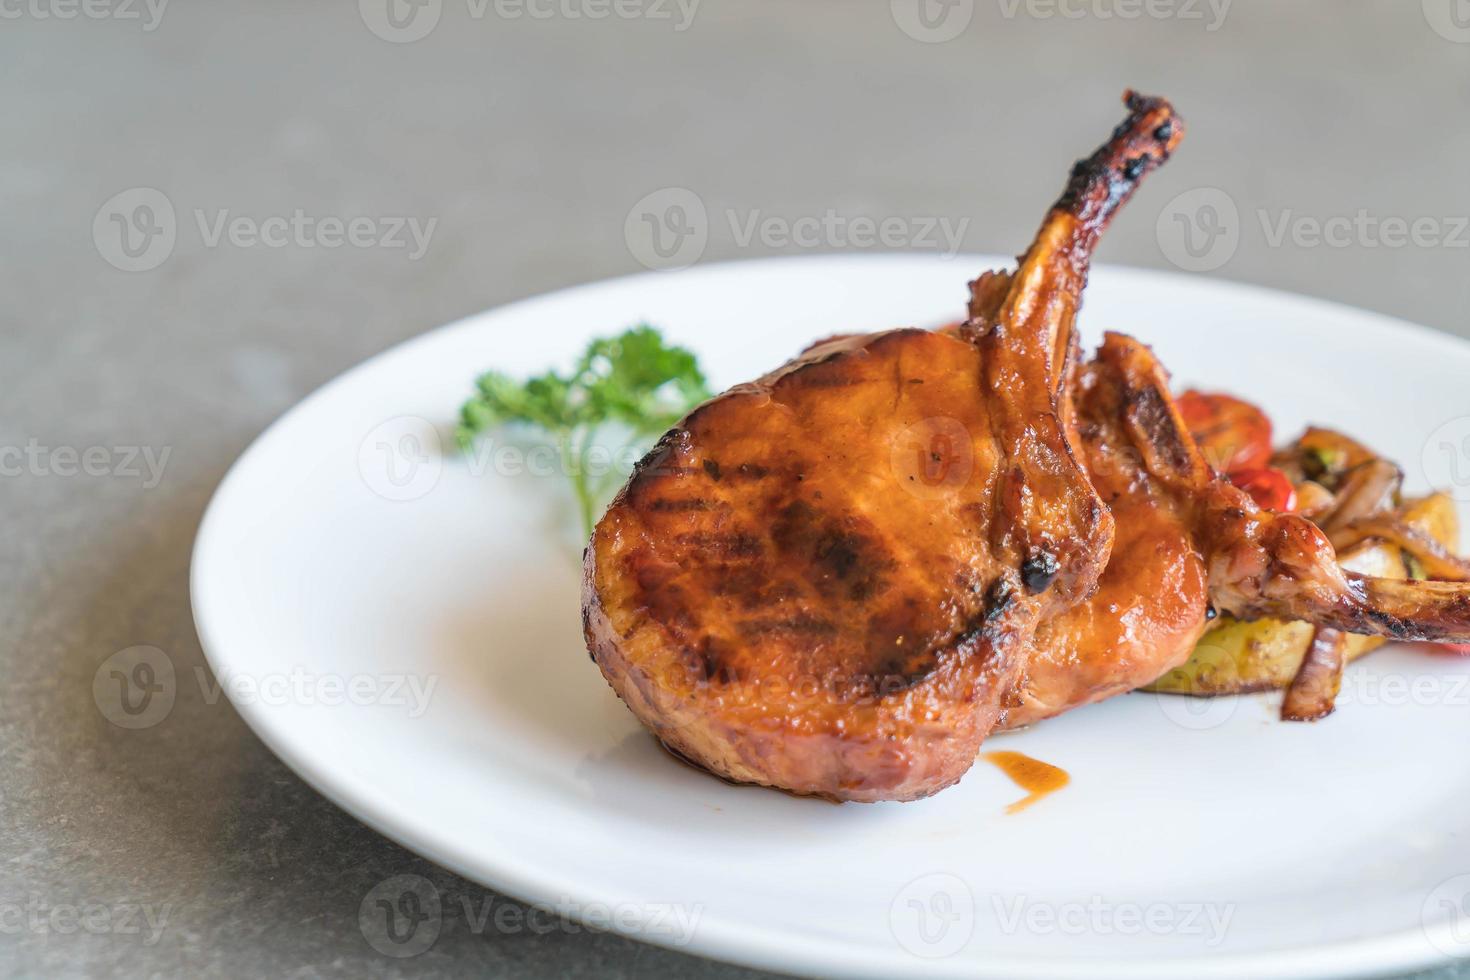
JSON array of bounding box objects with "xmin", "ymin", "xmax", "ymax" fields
[{"xmin": 456, "ymin": 325, "xmax": 712, "ymax": 537}]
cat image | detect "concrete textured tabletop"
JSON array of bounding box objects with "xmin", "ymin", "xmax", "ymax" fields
[{"xmin": 4, "ymin": 1, "xmax": 1470, "ymax": 976}]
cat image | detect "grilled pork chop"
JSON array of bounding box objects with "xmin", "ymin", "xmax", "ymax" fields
[
  {"xmin": 583, "ymin": 92, "xmax": 1180, "ymax": 800},
  {"xmin": 584, "ymin": 91, "xmax": 1470, "ymax": 800}
]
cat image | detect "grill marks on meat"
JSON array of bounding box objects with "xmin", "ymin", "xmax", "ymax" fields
[
  {"xmin": 591, "ymin": 329, "xmax": 1026, "ymax": 799},
  {"xmin": 585, "ymin": 91, "xmax": 1470, "ymax": 801},
  {"xmin": 584, "ymin": 92, "xmax": 1183, "ymax": 801}
]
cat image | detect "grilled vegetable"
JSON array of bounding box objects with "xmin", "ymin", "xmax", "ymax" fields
[
  {"xmin": 1176, "ymin": 390, "xmax": 1273, "ymax": 473},
  {"xmin": 1228, "ymin": 466, "xmax": 1297, "ymax": 513}
]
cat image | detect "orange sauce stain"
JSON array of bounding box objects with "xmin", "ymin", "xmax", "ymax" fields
[{"xmin": 983, "ymin": 751, "xmax": 1070, "ymax": 814}]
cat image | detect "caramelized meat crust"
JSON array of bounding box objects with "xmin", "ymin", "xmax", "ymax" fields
[
  {"xmin": 1002, "ymin": 342, "xmax": 1212, "ymax": 728},
  {"xmin": 583, "ymin": 91, "xmax": 1470, "ymax": 801},
  {"xmin": 584, "ymin": 92, "xmax": 1182, "ymax": 801},
  {"xmin": 587, "ymin": 330, "xmax": 1032, "ymax": 800}
]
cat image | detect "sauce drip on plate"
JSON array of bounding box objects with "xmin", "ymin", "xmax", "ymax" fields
[{"xmin": 982, "ymin": 751, "xmax": 1069, "ymax": 813}]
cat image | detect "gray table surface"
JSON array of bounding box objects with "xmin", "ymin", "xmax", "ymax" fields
[{"xmin": 5, "ymin": 1, "xmax": 1470, "ymax": 976}]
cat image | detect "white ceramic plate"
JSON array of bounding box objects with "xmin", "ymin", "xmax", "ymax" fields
[{"xmin": 192, "ymin": 255, "xmax": 1470, "ymax": 979}]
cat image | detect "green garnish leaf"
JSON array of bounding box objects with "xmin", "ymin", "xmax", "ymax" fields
[{"xmin": 456, "ymin": 325, "xmax": 712, "ymax": 538}]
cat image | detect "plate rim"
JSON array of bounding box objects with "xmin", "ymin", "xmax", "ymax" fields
[{"xmin": 190, "ymin": 252, "xmax": 1470, "ymax": 979}]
